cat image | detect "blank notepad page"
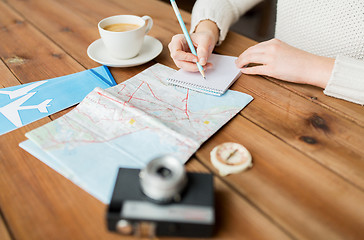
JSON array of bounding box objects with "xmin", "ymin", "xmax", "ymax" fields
[{"xmin": 167, "ymin": 54, "xmax": 241, "ymax": 96}]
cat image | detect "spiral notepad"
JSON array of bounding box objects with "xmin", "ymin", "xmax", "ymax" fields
[{"xmin": 167, "ymin": 54, "xmax": 242, "ymax": 96}]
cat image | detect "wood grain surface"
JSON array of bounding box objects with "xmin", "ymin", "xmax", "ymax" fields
[
  {"xmin": 0, "ymin": 0, "xmax": 363, "ymax": 239},
  {"xmin": 0, "ymin": 213, "xmax": 12, "ymax": 240}
]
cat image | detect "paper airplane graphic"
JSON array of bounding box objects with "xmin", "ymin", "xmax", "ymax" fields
[
  {"xmin": 0, "ymin": 66, "xmax": 116, "ymax": 136},
  {"xmin": 0, "ymin": 80, "xmax": 47, "ymax": 99},
  {"xmin": 0, "ymin": 92, "xmax": 52, "ymax": 127}
]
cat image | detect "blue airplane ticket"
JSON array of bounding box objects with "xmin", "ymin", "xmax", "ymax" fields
[{"xmin": 0, "ymin": 66, "xmax": 116, "ymax": 135}]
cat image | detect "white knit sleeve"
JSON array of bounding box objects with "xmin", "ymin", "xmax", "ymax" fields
[
  {"xmin": 190, "ymin": 0, "xmax": 262, "ymax": 45},
  {"xmin": 324, "ymin": 55, "xmax": 364, "ymax": 105}
]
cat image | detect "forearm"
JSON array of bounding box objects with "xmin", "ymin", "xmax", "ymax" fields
[{"xmin": 302, "ymin": 55, "xmax": 335, "ymax": 88}]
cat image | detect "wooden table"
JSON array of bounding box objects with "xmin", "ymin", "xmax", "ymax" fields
[{"xmin": 0, "ymin": 0, "xmax": 363, "ymax": 239}]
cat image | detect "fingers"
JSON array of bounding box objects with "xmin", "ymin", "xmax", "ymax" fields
[
  {"xmin": 168, "ymin": 34, "xmax": 186, "ymax": 52},
  {"xmin": 195, "ymin": 37, "xmax": 213, "ymax": 66},
  {"xmin": 240, "ymin": 65, "xmax": 269, "ymax": 76},
  {"xmin": 235, "ymin": 53, "xmax": 269, "ymax": 68},
  {"xmin": 169, "ymin": 33, "xmax": 214, "ymax": 72},
  {"xmin": 168, "ymin": 35, "xmax": 198, "ymax": 62},
  {"xmin": 236, "ymin": 44, "xmax": 268, "ymax": 66},
  {"xmin": 174, "ymin": 60, "xmax": 213, "ymax": 72},
  {"xmin": 172, "ymin": 50, "xmax": 198, "ymax": 62},
  {"xmin": 174, "ymin": 60, "xmax": 199, "ymax": 72},
  {"xmin": 237, "ymin": 45, "xmax": 272, "ymax": 76},
  {"xmin": 235, "ymin": 39, "xmax": 282, "ymax": 70},
  {"xmin": 236, "ymin": 39, "xmax": 281, "ymax": 64}
]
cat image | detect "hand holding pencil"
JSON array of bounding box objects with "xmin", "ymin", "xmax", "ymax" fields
[{"xmin": 168, "ymin": 1, "xmax": 219, "ymax": 77}]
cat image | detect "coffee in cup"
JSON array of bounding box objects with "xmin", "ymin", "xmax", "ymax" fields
[
  {"xmin": 103, "ymin": 23, "xmax": 141, "ymax": 32},
  {"xmin": 98, "ymin": 15, "xmax": 153, "ymax": 59}
]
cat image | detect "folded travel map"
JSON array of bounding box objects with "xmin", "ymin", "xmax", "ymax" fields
[{"xmin": 20, "ymin": 63, "xmax": 253, "ymax": 203}]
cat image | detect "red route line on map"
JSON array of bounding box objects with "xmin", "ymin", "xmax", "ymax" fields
[
  {"xmin": 117, "ymin": 84, "xmax": 126, "ymax": 95},
  {"xmin": 149, "ymin": 69, "xmax": 164, "ymax": 83},
  {"xmin": 182, "ymin": 89, "xmax": 190, "ymax": 119},
  {"xmin": 116, "ymin": 72, "xmax": 191, "ymax": 115},
  {"xmin": 83, "ymin": 94, "xmax": 121, "ymax": 112},
  {"xmin": 118, "ymin": 95, "xmax": 185, "ymax": 112},
  {"xmin": 103, "ymin": 80, "xmax": 189, "ymax": 114},
  {"xmin": 97, "ymin": 92, "xmax": 124, "ymax": 105},
  {"xmin": 146, "ymin": 82, "xmax": 163, "ymax": 102},
  {"xmin": 126, "ymin": 82, "xmax": 144, "ymax": 103}
]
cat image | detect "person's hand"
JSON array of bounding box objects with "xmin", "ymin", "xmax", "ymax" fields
[
  {"xmin": 168, "ymin": 20, "xmax": 219, "ymax": 72},
  {"xmin": 235, "ymin": 38, "xmax": 335, "ymax": 88}
]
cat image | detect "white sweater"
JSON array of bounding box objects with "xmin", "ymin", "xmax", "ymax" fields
[{"xmin": 190, "ymin": 0, "xmax": 364, "ymax": 105}]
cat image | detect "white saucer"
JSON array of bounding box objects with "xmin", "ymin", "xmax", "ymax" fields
[{"xmin": 87, "ymin": 36, "xmax": 163, "ymax": 67}]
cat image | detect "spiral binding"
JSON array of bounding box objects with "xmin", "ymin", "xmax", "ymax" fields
[{"xmin": 167, "ymin": 78, "xmax": 223, "ymax": 95}]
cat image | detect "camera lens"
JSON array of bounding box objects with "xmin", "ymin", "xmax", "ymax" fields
[
  {"xmin": 156, "ymin": 167, "xmax": 172, "ymax": 178},
  {"xmin": 139, "ymin": 155, "xmax": 187, "ymax": 203}
]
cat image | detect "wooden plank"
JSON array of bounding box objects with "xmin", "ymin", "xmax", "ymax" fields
[
  {"xmin": 266, "ymin": 77, "xmax": 364, "ymax": 127},
  {"xmin": 195, "ymin": 116, "xmax": 364, "ymax": 240},
  {"xmin": 3, "ymin": 0, "xmax": 175, "ymax": 70},
  {"xmin": 0, "ymin": 59, "xmax": 21, "ymax": 88},
  {"xmin": 0, "ymin": 213, "xmax": 12, "ymax": 240},
  {"xmin": 3, "ymin": 0, "xmax": 176, "ymax": 93},
  {"xmin": 0, "ymin": 2, "xmax": 84, "ymax": 83},
  {"xmin": 0, "ymin": 48, "xmax": 28, "ymax": 240},
  {"xmin": 186, "ymin": 159, "xmax": 291, "ymax": 240},
  {"xmin": 8, "ymin": 0, "xmax": 364, "ymax": 191},
  {"xmin": 232, "ymin": 74, "xmax": 364, "ymax": 190}
]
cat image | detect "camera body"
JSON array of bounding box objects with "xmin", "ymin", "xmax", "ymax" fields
[{"xmin": 107, "ymin": 167, "xmax": 215, "ymax": 237}]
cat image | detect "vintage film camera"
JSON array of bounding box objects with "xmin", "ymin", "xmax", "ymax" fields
[{"xmin": 107, "ymin": 155, "xmax": 215, "ymax": 238}]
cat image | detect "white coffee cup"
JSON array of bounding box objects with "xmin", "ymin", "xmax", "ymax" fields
[{"xmin": 98, "ymin": 15, "xmax": 153, "ymax": 59}]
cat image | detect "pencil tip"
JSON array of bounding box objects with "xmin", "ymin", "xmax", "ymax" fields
[{"xmin": 201, "ymin": 69, "xmax": 206, "ymax": 79}]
